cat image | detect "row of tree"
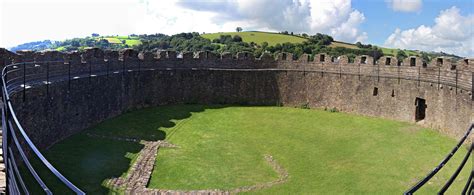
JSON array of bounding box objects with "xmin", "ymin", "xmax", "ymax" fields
[{"xmin": 41, "ymin": 32, "xmax": 458, "ymax": 62}]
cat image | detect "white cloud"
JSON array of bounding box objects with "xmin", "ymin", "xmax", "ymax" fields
[
  {"xmin": 1, "ymin": 0, "xmax": 148, "ymax": 48},
  {"xmin": 384, "ymin": 6, "xmax": 474, "ymax": 57},
  {"xmin": 0, "ymin": 0, "xmax": 368, "ymax": 48},
  {"xmin": 137, "ymin": 0, "xmax": 368, "ymax": 43},
  {"xmin": 389, "ymin": 0, "xmax": 422, "ymax": 12}
]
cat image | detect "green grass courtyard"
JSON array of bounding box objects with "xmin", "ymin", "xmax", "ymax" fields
[{"xmin": 31, "ymin": 105, "xmax": 471, "ymax": 194}]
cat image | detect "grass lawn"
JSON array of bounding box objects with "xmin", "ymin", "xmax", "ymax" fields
[
  {"xmin": 381, "ymin": 47, "xmax": 419, "ymax": 57},
  {"xmin": 201, "ymin": 32, "xmax": 308, "ymax": 46},
  {"xmin": 329, "ymin": 41, "xmax": 359, "ymax": 50},
  {"xmin": 32, "ymin": 105, "xmax": 470, "ymax": 194},
  {"xmin": 99, "ymin": 36, "xmax": 142, "ymax": 46},
  {"xmin": 103, "ymin": 37, "xmax": 122, "ymax": 44},
  {"xmin": 123, "ymin": 39, "xmax": 141, "ymax": 46}
]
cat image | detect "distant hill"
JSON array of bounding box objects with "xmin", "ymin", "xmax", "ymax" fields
[
  {"xmin": 8, "ymin": 31, "xmax": 463, "ymax": 60},
  {"xmin": 201, "ymin": 32, "xmax": 426, "ymax": 57},
  {"xmin": 9, "ymin": 40, "xmax": 54, "ymax": 52},
  {"xmin": 201, "ymin": 31, "xmax": 307, "ymax": 46},
  {"xmin": 205, "ymin": 31, "xmax": 452, "ymax": 59}
]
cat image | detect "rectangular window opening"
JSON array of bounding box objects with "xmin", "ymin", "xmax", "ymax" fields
[
  {"xmin": 320, "ymin": 55, "xmax": 325, "ymax": 62},
  {"xmin": 361, "ymin": 56, "xmax": 367, "ymax": 64},
  {"xmin": 410, "ymin": 58, "xmax": 416, "ymax": 66},
  {"xmin": 385, "ymin": 58, "xmax": 391, "ymax": 66},
  {"xmin": 415, "ymin": 98, "xmax": 426, "ymax": 122},
  {"xmin": 437, "ymin": 58, "xmax": 443, "ymax": 66},
  {"xmin": 373, "ymin": 87, "xmax": 378, "ymax": 96}
]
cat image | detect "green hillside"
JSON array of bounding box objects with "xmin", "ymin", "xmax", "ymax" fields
[
  {"xmin": 40, "ymin": 31, "xmax": 456, "ymax": 59},
  {"xmin": 100, "ymin": 36, "xmax": 142, "ymax": 46},
  {"xmin": 201, "ymin": 31, "xmax": 307, "ymax": 46},
  {"xmin": 203, "ymin": 32, "xmax": 420, "ymax": 57},
  {"xmin": 329, "ymin": 41, "xmax": 359, "ymax": 50}
]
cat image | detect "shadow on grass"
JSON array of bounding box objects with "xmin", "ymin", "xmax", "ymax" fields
[{"xmin": 19, "ymin": 104, "xmax": 228, "ymax": 194}]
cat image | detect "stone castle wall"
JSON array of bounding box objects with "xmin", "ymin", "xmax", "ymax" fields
[{"xmin": 0, "ymin": 48, "xmax": 472, "ymax": 149}]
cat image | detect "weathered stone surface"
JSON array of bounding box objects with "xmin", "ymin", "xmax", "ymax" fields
[{"xmin": 0, "ymin": 48, "xmax": 471, "ymax": 151}]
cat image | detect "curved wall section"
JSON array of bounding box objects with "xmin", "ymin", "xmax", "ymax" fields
[{"xmin": 0, "ymin": 48, "xmax": 472, "ymax": 149}]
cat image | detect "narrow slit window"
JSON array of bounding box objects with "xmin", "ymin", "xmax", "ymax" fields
[{"xmin": 373, "ymin": 87, "xmax": 378, "ymax": 96}]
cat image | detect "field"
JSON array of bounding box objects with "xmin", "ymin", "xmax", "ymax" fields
[
  {"xmin": 100, "ymin": 36, "xmax": 142, "ymax": 47},
  {"xmin": 30, "ymin": 105, "xmax": 470, "ymax": 194},
  {"xmin": 329, "ymin": 41, "xmax": 360, "ymax": 50},
  {"xmin": 201, "ymin": 32, "xmax": 308, "ymax": 46},
  {"xmin": 202, "ymin": 32, "xmax": 419, "ymax": 57},
  {"xmin": 381, "ymin": 47, "xmax": 419, "ymax": 57}
]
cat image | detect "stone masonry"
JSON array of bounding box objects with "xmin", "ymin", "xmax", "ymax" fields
[{"xmin": 0, "ymin": 48, "xmax": 472, "ymax": 150}]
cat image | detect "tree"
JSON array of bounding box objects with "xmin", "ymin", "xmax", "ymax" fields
[
  {"xmin": 261, "ymin": 42, "xmax": 269, "ymax": 49},
  {"xmin": 236, "ymin": 27, "xmax": 243, "ymax": 32},
  {"xmin": 396, "ymin": 50, "xmax": 408, "ymax": 61},
  {"xmin": 91, "ymin": 33, "xmax": 100, "ymax": 37},
  {"xmin": 232, "ymin": 35, "xmax": 243, "ymax": 42}
]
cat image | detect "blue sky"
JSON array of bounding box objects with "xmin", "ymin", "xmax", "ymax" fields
[
  {"xmin": 1, "ymin": 0, "xmax": 473, "ymax": 56},
  {"xmin": 353, "ymin": 0, "xmax": 474, "ymax": 45}
]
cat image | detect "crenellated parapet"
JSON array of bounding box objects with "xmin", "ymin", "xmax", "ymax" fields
[
  {"xmin": 1, "ymin": 48, "xmax": 472, "ymax": 76},
  {"xmin": 355, "ymin": 55, "xmax": 374, "ymax": 65},
  {"xmin": 401, "ymin": 56, "xmax": 423, "ymax": 67},
  {"xmin": 378, "ymin": 56, "xmax": 398, "ymax": 66}
]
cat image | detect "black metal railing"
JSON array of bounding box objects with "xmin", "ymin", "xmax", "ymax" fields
[
  {"xmin": 405, "ymin": 124, "xmax": 474, "ymax": 194},
  {"xmin": 0, "ymin": 58, "xmax": 472, "ymax": 194},
  {"xmin": 2, "ymin": 61, "xmax": 85, "ymax": 194}
]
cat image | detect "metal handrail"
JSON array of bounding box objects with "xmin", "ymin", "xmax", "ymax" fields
[
  {"xmin": 1, "ymin": 62, "xmax": 85, "ymax": 194},
  {"xmin": 404, "ymin": 124, "xmax": 474, "ymax": 194}
]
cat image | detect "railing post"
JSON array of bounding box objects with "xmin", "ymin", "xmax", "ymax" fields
[
  {"xmin": 106, "ymin": 60, "xmax": 109, "ymax": 77},
  {"xmin": 398, "ymin": 66, "xmax": 401, "ymax": 84},
  {"xmin": 88, "ymin": 62, "xmax": 92, "ymax": 83},
  {"xmin": 418, "ymin": 66, "xmax": 420, "ymax": 87},
  {"xmin": 358, "ymin": 62, "xmax": 361, "ymax": 81},
  {"xmin": 438, "ymin": 67, "xmax": 441, "ymax": 90},
  {"xmin": 339, "ymin": 62, "xmax": 341, "ymax": 78},
  {"xmin": 377, "ymin": 63, "xmax": 380, "ymax": 83},
  {"xmin": 471, "ymin": 72, "xmax": 474, "ymax": 101},
  {"xmin": 138, "ymin": 59, "xmax": 141, "ymax": 73},
  {"xmin": 46, "ymin": 62, "xmax": 49, "ymax": 97},
  {"xmin": 23, "ymin": 62, "xmax": 26, "ymax": 102},
  {"xmin": 68, "ymin": 61, "xmax": 71, "ymax": 91},
  {"xmin": 321, "ymin": 63, "xmax": 324, "ymax": 77},
  {"xmin": 455, "ymin": 69, "xmax": 458, "ymax": 94}
]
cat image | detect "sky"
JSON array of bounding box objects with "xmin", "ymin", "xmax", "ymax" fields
[{"xmin": 0, "ymin": 0, "xmax": 473, "ymax": 57}]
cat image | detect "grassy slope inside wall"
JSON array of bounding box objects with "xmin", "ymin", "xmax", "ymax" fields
[{"xmin": 27, "ymin": 105, "xmax": 471, "ymax": 194}]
